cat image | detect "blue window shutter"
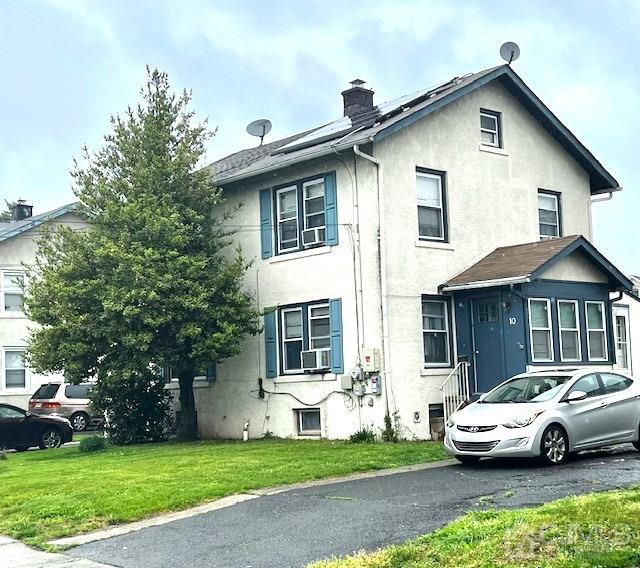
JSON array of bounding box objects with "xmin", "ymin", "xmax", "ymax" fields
[
  {"xmin": 264, "ymin": 310, "xmax": 277, "ymax": 378},
  {"xmin": 259, "ymin": 188, "xmax": 273, "ymax": 259},
  {"xmin": 206, "ymin": 363, "xmax": 217, "ymax": 383},
  {"xmin": 324, "ymin": 172, "xmax": 338, "ymax": 246},
  {"xmin": 329, "ymin": 298, "xmax": 343, "ymax": 373}
]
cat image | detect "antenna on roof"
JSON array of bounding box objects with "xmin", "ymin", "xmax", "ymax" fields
[
  {"xmin": 246, "ymin": 119, "xmax": 272, "ymax": 146},
  {"xmin": 499, "ymin": 42, "xmax": 520, "ymax": 65}
]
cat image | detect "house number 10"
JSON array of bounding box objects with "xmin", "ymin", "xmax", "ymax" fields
[{"xmin": 508, "ymin": 317, "xmax": 517, "ymax": 325}]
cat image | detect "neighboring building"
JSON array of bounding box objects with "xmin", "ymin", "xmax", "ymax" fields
[
  {"xmin": 189, "ymin": 63, "xmax": 635, "ymax": 440},
  {"xmin": 0, "ymin": 202, "xmax": 86, "ymax": 409}
]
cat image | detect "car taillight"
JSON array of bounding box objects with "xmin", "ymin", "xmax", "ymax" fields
[
  {"xmin": 41, "ymin": 402, "xmax": 61, "ymax": 409},
  {"xmin": 28, "ymin": 401, "xmax": 35, "ymax": 409}
]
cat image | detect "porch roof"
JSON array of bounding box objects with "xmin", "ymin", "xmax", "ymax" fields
[{"xmin": 440, "ymin": 235, "xmax": 633, "ymax": 292}]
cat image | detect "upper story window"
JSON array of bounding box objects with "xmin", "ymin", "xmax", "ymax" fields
[
  {"xmin": 260, "ymin": 172, "xmax": 337, "ymax": 258},
  {"xmin": 480, "ymin": 109, "xmax": 502, "ymax": 147},
  {"xmin": 422, "ymin": 297, "xmax": 451, "ymax": 367},
  {"xmin": 528, "ymin": 298, "xmax": 553, "ymax": 362},
  {"xmin": 416, "ymin": 169, "xmax": 447, "ymax": 242},
  {"xmin": 586, "ymin": 301, "xmax": 607, "ymax": 361},
  {"xmin": 2, "ymin": 272, "xmax": 25, "ymax": 313},
  {"xmin": 538, "ymin": 190, "xmax": 561, "ymax": 239}
]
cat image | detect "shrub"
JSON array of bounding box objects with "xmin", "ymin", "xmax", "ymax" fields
[
  {"xmin": 381, "ymin": 412, "xmax": 398, "ymax": 443},
  {"xmin": 79, "ymin": 435, "xmax": 107, "ymax": 453},
  {"xmin": 91, "ymin": 370, "xmax": 173, "ymax": 446},
  {"xmin": 349, "ymin": 427, "xmax": 376, "ymax": 444}
]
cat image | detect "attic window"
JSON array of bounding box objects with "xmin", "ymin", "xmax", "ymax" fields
[{"xmin": 480, "ymin": 109, "xmax": 501, "ymax": 148}]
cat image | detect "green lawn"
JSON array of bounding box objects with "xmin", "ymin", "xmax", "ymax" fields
[
  {"xmin": 311, "ymin": 487, "xmax": 640, "ymax": 568},
  {"xmin": 0, "ymin": 438, "xmax": 446, "ymax": 548}
]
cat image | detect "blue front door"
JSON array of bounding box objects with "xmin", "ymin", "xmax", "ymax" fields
[{"xmin": 472, "ymin": 296, "xmax": 505, "ymax": 392}]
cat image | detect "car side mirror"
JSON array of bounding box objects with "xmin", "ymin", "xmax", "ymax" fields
[{"xmin": 566, "ymin": 390, "xmax": 588, "ymax": 403}]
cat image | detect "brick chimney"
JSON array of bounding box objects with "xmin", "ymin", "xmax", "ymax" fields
[
  {"xmin": 10, "ymin": 200, "xmax": 33, "ymax": 221},
  {"xmin": 341, "ymin": 79, "xmax": 374, "ymax": 118}
]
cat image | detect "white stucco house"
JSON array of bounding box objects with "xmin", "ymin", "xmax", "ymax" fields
[
  {"xmin": 190, "ymin": 63, "xmax": 636, "ymax": 441},
  {"xmin": 0, "ymin": 202, "xmax": 85, "ymax": 409}
]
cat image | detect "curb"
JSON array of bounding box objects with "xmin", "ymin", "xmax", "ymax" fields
[{"xmin": 49, "ymin": 458, "xmax": 456, "ymax": 547}]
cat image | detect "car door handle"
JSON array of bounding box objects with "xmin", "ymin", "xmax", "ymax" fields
[{"xmin": 600, "ymin": 402, "xmax": 609, "ymax": 408}]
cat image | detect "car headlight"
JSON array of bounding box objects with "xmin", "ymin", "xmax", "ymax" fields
[
  {"xmin": 446, "ymin": 416, "xmax": 455, "ymax": 429},
  {"xmin": 502, "ymin": 411, "xmax": 544, "ymax": 429}
]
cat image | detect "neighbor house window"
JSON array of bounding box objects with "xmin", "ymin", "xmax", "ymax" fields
[
  {"xmin": 276, "ymin": 186, "xmax": 299, "ymax": 252},
  {"xmin": 2, "ymin": 272, "xmax": 25, "ymax": 312},
  {"xmin": 528, "ymin": 299, "xmax": 553, "ymax": 362},
  {"xmin": 297, "ymin": 408, "xmax": 321, "ymax": 435},
  {"xmin": 538, "ymin": 191, "xmax": 561, "ymax": 239},
  {"xmin": 586, "ymin": 301, "xmax": 607, "ymax": 361},
  {"xmin": 4, "ymin": 349, "xmax": 26, "ymax": 389},
  {"xmin": 480, "ymin": 109, "xmax": 501, "ymax": 147},
  {"xmin": 614, "ymin": 312, "xmax": 630, "ymax": 370},
  {"xmin": 558, "ymin": 300, "xmax": 581, "ymax": 361},
  {"xmin": 416, "ymin": 169, "xmax": 447, "ymax": 241},
  {"xmin": 422, "ymin": 298, "xmax": 450, "ymax": 366}
]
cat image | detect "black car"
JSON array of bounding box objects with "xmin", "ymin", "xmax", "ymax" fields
[{"xmin": 0, "ymin": 403, "xmax": 73, "ymax": 451}]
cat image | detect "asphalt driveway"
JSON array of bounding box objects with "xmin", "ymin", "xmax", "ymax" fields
[{"xmin": 70, "ymin": 445, "xmax": 640, "ymax": 568}]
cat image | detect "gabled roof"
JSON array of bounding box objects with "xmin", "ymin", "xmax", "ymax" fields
[
  {"xmin": 0, "ymin": 203, "xmax": 78, "ymax": 243},
  {"xmin": 441, "ymin": 235, "xmax": 633, "ymax": 292},
  {"xmin": 208, "ymin": 65, "xmax": 619, "ymax": 194}
]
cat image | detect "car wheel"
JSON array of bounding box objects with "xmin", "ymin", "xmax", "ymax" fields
[
  {"xmin": 39, "ymin": 428, "xmax": 62, "ymax": 450},
  {"xmin": 540, "ymin": 425, "xmax": 568, "ymax": 466},
  {"xmin": 455, "ymin": 455, "xmax": 481, "ymax": 465},
  {"xmin": 70, "ymin": 412, "xmax": 90, "ymax": 432}
]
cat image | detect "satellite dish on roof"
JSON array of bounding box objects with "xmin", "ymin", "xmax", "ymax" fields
[
  {"xmin": 500, "ymin": 42, "xmax": 520, "ymax": 65},
  {"xmin": 246, "ymin": 119, "xmax": 272, "ymax": 146}
]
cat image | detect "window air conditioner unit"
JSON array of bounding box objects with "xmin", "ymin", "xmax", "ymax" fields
[
  {"xmin": 301, "ymin": 349, "xmax": 331, "ymax": 371},
  {"xmin": 302, "ymin": 227, "xmax": 326, "ymax": 247}
]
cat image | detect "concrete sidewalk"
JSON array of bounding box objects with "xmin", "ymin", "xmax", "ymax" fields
[{"xmin": 0, "ymin": 536, "xmax": 113, "ymax": 567}]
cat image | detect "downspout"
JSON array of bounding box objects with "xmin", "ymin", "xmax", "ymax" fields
[{"xmin": 353, "ymin": 142, "xmax": 393, "ymax": 415}]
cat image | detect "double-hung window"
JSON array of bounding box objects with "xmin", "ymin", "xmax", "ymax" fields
[
  {"xmin": 557, "ymin": 300, "xmax": 581, "ymax": 361},
  {"xmin": 281, "ymin": 307, "xmax": 304, "ymax": 372},
  {"xmin": 4, "ymin": 349, "xmax": 26, "ymax": 389},
  {"xmin": 528, "ymin": 298, "xmax": 553, "ymax": 362},
  {"xmin": 480, "ymin": 109, "xmax": 501, "ymax": 147},
  {"xmin": 2, "ymin": 272, "xmax": 25, "ymax": 312},
  {"xmin": 538, "ymin": 190, "xmax": 561, "ymax": 239},
  {"xmin": 302, "ymin": 179, "xmax": 326, "ymax": 245},
  {"xmin": 614, "ymin": 311, "xmax": 630, "ymax": 370},
  {"xmin": 416, "ymin": 169, "xmax": 447, "ymax": 241},
  {"xmin": 422, "ymin": 298, "xmax": 450, "ymax": 366},
  {"xmin": 276, "ymin": 186, "xmax": 299, "ymax": 252},
  {"xmin": 586, "ymin": 301, "xmax": 607, "ymax": 361},
  {"xmin": 280, "ymin": 302, "xmax": 331, "ymax": 373}
]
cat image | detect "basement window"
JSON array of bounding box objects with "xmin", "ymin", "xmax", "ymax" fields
[{"xmin": 297, "ymin": 408, "xmax": 321, "ymax": 436}]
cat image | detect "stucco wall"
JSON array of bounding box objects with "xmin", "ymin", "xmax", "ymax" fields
[
  {"xmin": 371, "ymin": 80, "xmax": 594, "ymax": 437},
  {"xmin": 541, "ymin": 251, "xmax": 608, "ymax": 283},
  {"xmin": 0, "ymin": 212, "xmax": 87, "ymax": 408}
]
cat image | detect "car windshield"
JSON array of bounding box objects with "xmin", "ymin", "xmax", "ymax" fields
[{"xmin": 481, "ymin": 375, "xmax": 572, "ymax": 403}]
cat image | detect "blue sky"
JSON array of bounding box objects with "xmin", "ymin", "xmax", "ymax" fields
[{"xmin": 1, "ymin": 0, "xmax": 638, "ymax": 272}]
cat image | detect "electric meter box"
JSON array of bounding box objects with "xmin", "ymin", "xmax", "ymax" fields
[{"xmin": 361, "ymin": 348, "xmax": 381, "ymax": 373}]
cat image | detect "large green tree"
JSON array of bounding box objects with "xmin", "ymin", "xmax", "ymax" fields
[{"xmin": 25, "ymin": 69, "xmax": 261, "ymax": 440}]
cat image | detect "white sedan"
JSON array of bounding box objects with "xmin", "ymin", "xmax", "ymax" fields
[{"xmin": 445, "ymin": 369, "xmax": 640, "ymax": 465}]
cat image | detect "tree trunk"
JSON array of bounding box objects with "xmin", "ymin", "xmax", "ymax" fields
[{"xmin": 177, "ymin": 371, "xmax": 198, "ymax": 441}]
